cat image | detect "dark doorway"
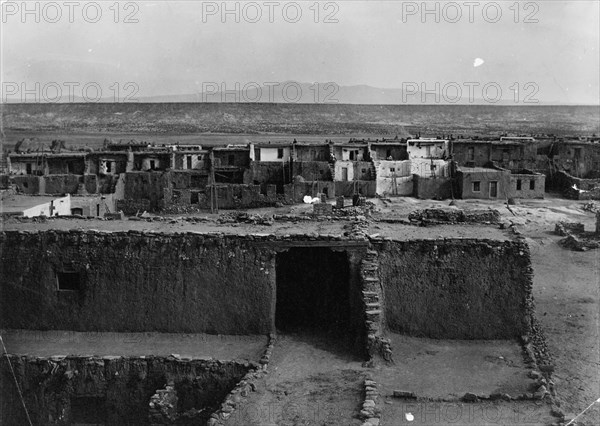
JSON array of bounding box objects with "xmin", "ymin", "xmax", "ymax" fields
[
  {"xmin": 276, "ymin": 248, "xmax": 351, "ymax": 334},
  {"xmin": 489, "ymin": 181, "xmax": 498, "ymax": 198}
]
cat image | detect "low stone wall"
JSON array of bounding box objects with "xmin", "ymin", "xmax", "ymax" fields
[
  {"xmin": 0, "ymin": 354, "xmax": 250, "ymax": 425},
  {"xmin": 408, "ymin": 208, "xmax": 500, "ymax": 224}
]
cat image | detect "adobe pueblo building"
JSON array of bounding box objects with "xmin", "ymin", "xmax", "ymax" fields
[{"xmin": 0, "ymin": 214, "xmax": 551, "ymax": 424}]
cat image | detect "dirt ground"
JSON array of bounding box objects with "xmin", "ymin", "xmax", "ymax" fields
[
  {"xmin": 0, "ymin": 330, "xmax": 266, "ymax": 361},
  {"xmin": 375, "ymin": 334, "xmax": 531, "ymax": 399},
  {"xmin": 225, "ymin": 332, "xmax": 366, "ymax": 426}
]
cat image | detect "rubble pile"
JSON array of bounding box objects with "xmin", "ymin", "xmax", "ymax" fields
[
  {"xmin": 555, "ymin": 221, "xmax": 600, "ymax": 251},
  {"xmin": 217, "ymin": 212, "xmax": 274, "ymax": 226},
  {"xmin": 409, "ymin": 208, "xmax": 500, "ymax": 224}
]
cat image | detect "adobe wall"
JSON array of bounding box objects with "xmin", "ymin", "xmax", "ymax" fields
[
  {"xmin": 291, "ymin": 161, "xmax": 332, "ymax": 181},
  {"xmin": 335, "ymin": 181, "xmax": 376, "ymax": 197},
  {"xmin": 284, "ymin": 181, "xmax": 337, "ymax": 201},
  {"xmin": 457, "ymin": 169, "xmax": 510, "ymax": 200},
  {"xmin": 413, "ymin": 175, "xmax": 453, "ymax": 199},
  {"xmin": 374, "ymin": 160, "xmax": 413, "ymax": 196},
  {"xmin": 0, "ymin": 231, "xmax": 276, "ymax": 334},
  {"xmin": 11, "ymin": 175, "xmax": 43, "ymax": 194},
  {"xmin": 452, "ymin": 143, "xmax": 491, "ymax": 167},
  {"xmin": 0, "ymin": 229, "xmax": 534, "ymax": 342},
  {"xmin": 44, "ymin": 174, "xmax": 80, "ymax": 194},
  {"xmin": 509, "ymin": 173, "xmax": 546, "ymax": 199},
  {"xmin": 245, "ymin": 162, "xmax": 290, "ymax": 188},
  {"xmin": 377, "ymin": 238, "xmax": 534, "ymax": 339}
]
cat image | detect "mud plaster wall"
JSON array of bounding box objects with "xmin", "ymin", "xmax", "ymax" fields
[
  {"xmin": 0, "ymin": 355, "xmax": 249, "ymax": 425},
  {"xmin": 376, "ymin": 239, "xmax": 534, "ymax": 339},
  {"xmin": 0, "ymin": 231, "xmax": 275, "ymax": 334},
  {"xmin": 413, "ymin": 175, "xmax": 453, "ymax": 199},
  {"xmin": 509, "ymin": 173, "xmax": 546, "ymax": 199},
  {"xmin": 44, "ymin": 175, "xmax": 81, "ymax": 194}
]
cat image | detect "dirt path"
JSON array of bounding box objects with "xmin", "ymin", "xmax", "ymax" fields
[{"xmin": 226, "ymin": 332, "xmax": 365, "ymax": 426}]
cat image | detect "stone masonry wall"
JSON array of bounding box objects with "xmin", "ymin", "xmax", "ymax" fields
[
  {"xmin": 0, "ymin": 355, "xmax": 249, "ymax": 425},
  {"xmin": 0, "ymin": 231, "xmax": 275, "ymax": 334},
  {"xmin": 377, "ymin": 238, "xmax": 534, "ymax": 339}
]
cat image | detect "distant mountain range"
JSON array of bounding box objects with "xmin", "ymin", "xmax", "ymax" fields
[
  {"xmin": 136, "ymin": 82, "xmax": 527, "ymax": 105},
  {"xmin": 3, "ymin": 82, "xmax": 578, "ymax": 105}
]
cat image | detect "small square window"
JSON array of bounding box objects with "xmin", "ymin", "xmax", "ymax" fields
[
  {"xmin": 390, "ymin": 168, "xmax": 395, "ymax": 172},
  {"xmin": 361, "ymin": 169, "xmax": 366, "ymax": 173},
  {"xmin": 57, "ymin": 271, "xmax": 81, "ymax": 291},
  {"xmin": 472, "ymin": 181, "xmax": 481, "ymax": 192}
]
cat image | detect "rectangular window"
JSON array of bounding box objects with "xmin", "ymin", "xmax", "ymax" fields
[
  {"xmin": 390, "ymin": 168, "xmax": 395, "ymax": 172},
  {"xmin": 228, "ymin": 155, "xmax": 235, "ymax": 166},
  {"xmin": 468, "ymin": 147, "xmax": 474, "ymax": 161},
  {"xmin": 530, "ymin": 180, "xmax": 535, "ymax": 190},
  {"xmin": 106, "ymin": 162, "xmax": 112, "ymax": 173},
  {"xmin": 426, "ymin": 146, "xmax": 431, "ymax": 157},
  {"xmin": 472, "ymin": 181, "xmax": 481, "ymax": 192},
  {"xmin": 277, "ymin": 148, "xmax": 284, "ymax": 159},
  {"xmin": 149, "ymin": 160, "xmax": 156, "ymax": 170},
  {"xmin": 361, "ymin": 168, "xmax": 366, "ymax": 173},
  {"xmin": 26, "ymin": 163, "xmax": 32, "ymax": 174},
  {"xmin": 186, "ymin": 156, "xmax": 192, "ymax": 169},
  {"xmin": 57, "ymin": 271, "xmax": 81, "ymax": 291},
  {"xmin": 516, "ymin": 179, "xmax": 522, "ymax": 190}
]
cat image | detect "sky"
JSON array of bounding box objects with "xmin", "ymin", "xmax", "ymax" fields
[{"xmin": 1, "ymin": 0, "xmax": 599, "ymax": 104}]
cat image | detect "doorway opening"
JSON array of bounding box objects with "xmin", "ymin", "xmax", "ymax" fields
[{"xmin": 276, "ymin": 248, "xmax": 352, "ymax": 334}]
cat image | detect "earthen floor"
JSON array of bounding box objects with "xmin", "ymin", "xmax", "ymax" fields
[
  {"xmin": 1, "ymin": 330, "xmax": 266, "ymax": 361},
  {"xmin": 374, "ymin": 334, "xmax": 531, "ymax": 400}
]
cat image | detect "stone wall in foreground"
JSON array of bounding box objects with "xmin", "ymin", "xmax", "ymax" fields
[
  {"xmin": 0, "ymin": 231, "xmax": 276, "ymax": 334},
  {"xmin": 0, "ymin": 228, "xmax": 534, "ymax": 341},
  {"xmin": 0, "ymin": 355, "xmax": 250, "ymax": 425},
  {"xmin": 376, "ymin": 238, "xmax": 534, "ymax": 339}
]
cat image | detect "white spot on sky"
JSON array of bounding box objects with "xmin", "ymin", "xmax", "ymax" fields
[
  {"xmin": 473, "ymin": 58, "xmax": 485, "ymax": 67},
  {"xmin": 88, "ymin": 49, "xmax": 93, "ymax": 53},
  {"xmin": 405, "ymin": 412, "xmax": 414, "ymax": 422}
]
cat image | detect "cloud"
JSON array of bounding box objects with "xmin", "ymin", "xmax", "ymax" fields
[{"xmin": 473, "ymin": 58, "xmax": 485, "ymax": 67}]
